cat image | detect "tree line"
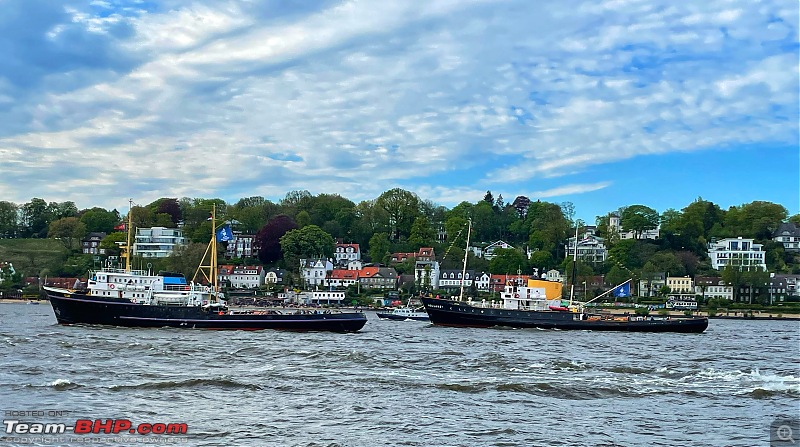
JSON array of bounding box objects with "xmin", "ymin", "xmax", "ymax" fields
[{"xmin": 0, "ymin": 192, "xmax": 798, "ymax": 293}]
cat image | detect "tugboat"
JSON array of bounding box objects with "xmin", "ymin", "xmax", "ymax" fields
[
  {"xmin": 43, "ymin": 203, "xmax": 366, "ymax": 333},
  {"xmin": 376, "ymin": 302, "xmax": 430, "ymax": 321},
  {"xmin": 420, "ymin": 220, "xmax": 708, "ymax": 333}
]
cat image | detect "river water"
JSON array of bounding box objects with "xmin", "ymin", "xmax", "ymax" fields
[{"xmin": 1, "ymin": 303, "xmax": 798, "ymax": 447}]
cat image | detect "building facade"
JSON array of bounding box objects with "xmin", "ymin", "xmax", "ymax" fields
[
  {"xmin": 133, "ymin": 227, "xmax": 186, "ymax": 258},
  {"xmin": 335, "ymin": 243, "xmax": 361, "ymax": 265},
  {"xmin": 81, "ymin": 232, "xmax": 106, "ymax": 255},
  {"xmin": 218, "ymin": 265, "xmax": 265, "ymax": 289},
  {"xmin": 609, "ymin": 214, "xmax": 660, "ymax": 240},
  {"xmin": 564, "ymin": 233, "xmax": 608, "ymax": 264},
  {"xmin": 707, "ymin": 237, "xmax": 767, "ymax": 271},
  {"xmin": 773, "ymin": 222, "xmax": 800, "ymax": 252}
]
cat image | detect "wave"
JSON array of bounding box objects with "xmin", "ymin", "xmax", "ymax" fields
[
  {"xmin": 109, "ymin": 377, "xmax": 261, "ymax": 391},
  {"xmin": 23, "ymin": 378, "xmax": 83, "ymax": 390}
]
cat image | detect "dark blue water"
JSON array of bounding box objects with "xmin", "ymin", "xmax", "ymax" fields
[{"xmin": 1, "ymin": 303, "xmax": 798, "ymax": 446}]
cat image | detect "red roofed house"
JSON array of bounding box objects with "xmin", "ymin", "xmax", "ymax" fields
[
  {"xmin": 218, "ymin": 265, "xmax": 265, "ymax": 289},
  {"xmin": 326, "ymin": 269, "xmax": 360, "ymax": 288},
  {"xmin": 358, "ymin": 266, "xmax": 398, "ymax": 290}
]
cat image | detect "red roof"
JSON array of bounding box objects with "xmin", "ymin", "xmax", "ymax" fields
[
  {"xmin": 329, "ymin": 269, "xmax": 359, "ymax": 280},
  {"xmin": 359, "ymin": 266, "xmax": 380, "ymax": 278}
]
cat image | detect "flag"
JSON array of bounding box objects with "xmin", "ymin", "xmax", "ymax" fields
[
  {"xmin": 216, "ymin": 225, "xmax": 233, "ymax": 242},
  {"xmin": 611, "ymin": 282, "xmax": 630, "ymax": 298},
  {"xmin": 114, "ymin": 223, "xmax": 126, "ymax": 231}
]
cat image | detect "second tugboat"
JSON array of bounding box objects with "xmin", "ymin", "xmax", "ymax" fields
[{"xmin": 420, "ymin": 220, "xmax": 708, "ymax": 333}]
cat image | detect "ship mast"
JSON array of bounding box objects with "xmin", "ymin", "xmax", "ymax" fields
[
  {"xmin": 459, "ymin": 219, "xmax": 472, "ymax": 302},
  {"xmin": 193, "ymin": 203, "xmax": 220, "ymax": 303},
  {"xmin": 124, "ymin": 199, "xmax": 133, "ymax": 272},
  {"xmin": 569, "ymin": 223, "xmax": 578, "ymax": 306}
]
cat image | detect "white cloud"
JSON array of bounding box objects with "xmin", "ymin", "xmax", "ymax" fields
[{"xmin": 1, "ymin": 0, "xmax": 797, "ymax": 213}]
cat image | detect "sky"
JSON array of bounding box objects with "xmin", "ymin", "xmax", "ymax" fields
[{"xmin": 0, "ymin": 0, "xmax": 798, "ymax": 223}]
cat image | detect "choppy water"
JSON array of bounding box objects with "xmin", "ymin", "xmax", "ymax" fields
[{"xmin": 1, "ymin": 303, "xmax": 798, "ymax": 447}]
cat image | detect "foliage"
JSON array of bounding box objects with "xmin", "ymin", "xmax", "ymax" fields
[
  {"xmin": 166, "ymin": 242, "xmax": 215, "ymax": 282},
  {"xmin": 620, "ymin": 205, "xmax": 659, "ymax": 238},
  {"xmin": 368, "ymin": 233, "xmax": 391, "ymax": 264},
  {"xmin": 408, "ymin": 216, "xmax": 436, "ymax": 248},
  {"xmin": 0, "ymin": 201, "xmax": 19, "ymax": 238},
  {"xmin": 488, "ymin": 248, "xmax": 528, "ymax": 275},
  {"xmin": 48, "ymin": 217, "xmax": 87, "ymax": 250},
  {"xmin": 79, "ymin": 207, "xmax": 120, "ymax": 234},
  {"xmin": 254, "ymin": 215, "xmax": 298, "ymax": 264},
  {"xmin": 376, "ymin": 188, "xmax": 422, "ymax": 241},
  {"xmin": 280, "ymin": 225, "xmax": 335, "ymax": 270},
  {"xmin": 155, "ymin": 198, "xmax": 182, "ymax": 225}
]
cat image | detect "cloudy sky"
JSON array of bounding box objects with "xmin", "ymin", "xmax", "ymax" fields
[{"xmin": 0, "ymin": 0, "xmax": 797, "ymax": 221}]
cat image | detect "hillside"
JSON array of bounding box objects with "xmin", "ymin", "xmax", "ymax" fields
[{"xmin": 0, "ymin": 239, "xmax": 68, "ymax": 277}]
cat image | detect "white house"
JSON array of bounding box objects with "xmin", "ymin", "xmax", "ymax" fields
[
  {"xmin": 438, "ymin": 269, "xmax": 475, "ymax": 289},
  {"xmin": 773, "ymin": 222, "xmax": 800, "ymax": 252},
  {"xmin": 609, "ymin": 214, "xmax": 660, "ymax": 240},
  {"xmin": 301, "ymin": 258, "xmax": 334, "ymax": 288},
  {"xmin": 225, "ymin": 234, "xmax": 256, "ymax": 259},
  {"xmin": 564, "ymin": 233, "xmax": 608, "ymax": 264},
  {"xmin": 707, "ymin": 237, "xmax": 767, "ymax": 271},
  {"xmin": 218, "ymin": 265, "xmax": 265, "ymax": 289},
  {"xmin": 82, "ymin": 232, "xmax": 106, "ymax": 255},
  {"xmin": 133, "ymin": 227, "xmax": 186, "ymax": 258},
  {"xmin": 694, "ymin": 277, "xmax": 734, "ymax": 301},
  {"xmin": 265, "ymin": 268, "xmax": 287, "ymax": 284},
  {"xmin": 545, "ymin": 269, "xmax": 565, "ymax": 284},
  {"xmin": 481, "ymin": 240, "xmax": 514, "ymax": 260},
  {"xmin": 474, "ymin": 272, "xmax": 491, "ymax": 291},
  {"xmin": 335, "ymin": 243, "xmax": 361, "ymax": 265}
]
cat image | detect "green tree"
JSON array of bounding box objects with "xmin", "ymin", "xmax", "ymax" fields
[
  {"xmin": 230, "ymin": 196, "xmax": 279, "ymax": 234},
  {"xmin": 296, "ymin": 210, "xmax": 311, "ymax": 228},
  {"xmin": 408, "ymin": 216, "xmax": 436, "ymax": 248},
  {"xmin": 721, "ymin": 265, "xmax": 746, "ymax": 302},
  {"xmin": 742, "ymin": 268, "xmax": 770, "ymax": 305},
  {"xmin": 368, "ymin": 232, "xmax": 391, "ymax": 264},
  {"xmin": 48, "ymin": 217, "xmax": 87, "ymax": 250},
  {"xmin": 166, "ymin": 242, "xmax": 214, "ymax": 281},
  {"xmin": 529, "ymin": 250, "xmax": 556, "ymax": 271},
  {"xmin": 620, "ymin": 205, "xmax": 659, "ymax": 239},
  {"xmin": 376, "ymin": 188, "xmax": 421, "ymax": 240},
  {"xmin": 20, "ymin": 198, "xmax": 51, "ymax": 238},
  {"xmin": 280, "ymin": 225, "xmax": 335, "ymax": 270},
  {"xmin": 0, "ymin": 201, "xmax": 19, "ymax": 238},
  {"xmin": 605, "ymin": 265, "xmax": 629, "ymax": 287},
  {"xmin": 526, "ymin": 201, "xmax": 569, "ymax": 257},
  {"xmin": 79, "ymin": 207, "xmax": 120, "ymax": 234},
  {"xmin": 100, "ymin": 232, "xmax": 127, "ymax": 258},
  {"xmin": 488, "ymin": 248, "xmax": 528, "ymax": 274},
  {"xmin": 646, "ymin": 252, "xmax": 686, "ymax": 277},
  {"xmin": 732, "ymin": 201, "xmax": 788, "ymax": 240}
]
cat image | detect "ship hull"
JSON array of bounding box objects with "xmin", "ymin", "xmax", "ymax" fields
[
  {"xmin": 421, "ymin": 298, "xmax": 708, "ymax": 333},
  {"xmin": 45, "ymin": 289, "xmax": 367, "ymax": 333},
  {"xmin": 375, "ymin": 312, "xmax": 430, "ymax": 321}
]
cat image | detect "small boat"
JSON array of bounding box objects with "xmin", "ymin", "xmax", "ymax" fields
[
  {"xmin": 42, "ymin": 203, "xmax": 366, "ymax": 333},
  {"xmin": 376, "ymin": 305, "xmax": 430, "ymax": 321},
  {"xmin": 420, "ymin": 220, "xmax": 708, "ymax": 333}
]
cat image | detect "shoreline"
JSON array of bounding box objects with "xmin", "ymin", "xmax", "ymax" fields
[{"xmin": 5, "ymin": 299, "xmax": 800, "ymax": 320}]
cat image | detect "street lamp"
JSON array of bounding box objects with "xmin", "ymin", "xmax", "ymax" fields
[{"xmin": 582, "ymin": 281, "xmax": 587, "ymax": 301}]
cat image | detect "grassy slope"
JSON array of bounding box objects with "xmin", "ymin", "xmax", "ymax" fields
[{"xmin": 0, "ymin": 239, "xmax": 68, "ymax": 277}]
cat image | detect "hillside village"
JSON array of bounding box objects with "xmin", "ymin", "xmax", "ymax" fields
[{"xmin": 0, "ymin": 193, "xmax": 798, "ymax": 309}]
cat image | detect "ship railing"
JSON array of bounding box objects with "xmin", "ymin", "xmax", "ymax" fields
[{"xmin": 97, "ymin": 267, "xmax": 150, "ymax": 276}]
